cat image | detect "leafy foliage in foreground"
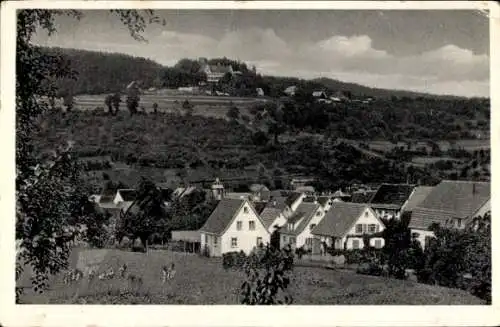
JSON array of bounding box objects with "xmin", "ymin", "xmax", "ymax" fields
[
  {"xmin": 238, "ymin": 244, "xmax": 295, "ymax": 305},
  {"xmin": 417, "ymin": 212, "xmax": 491, "ymax": 303},
  {"xmin": 16, "ymin": 9, "xmax": 163, "ymax": 298}
]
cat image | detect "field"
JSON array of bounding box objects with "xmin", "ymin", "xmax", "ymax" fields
[
  {"xmin": 47, "ymin": 93, "xmax": 268, "ymax": 119},
  {"xmin": 18, "ymin": 249, "xmax": 485, "ymax": 305}
]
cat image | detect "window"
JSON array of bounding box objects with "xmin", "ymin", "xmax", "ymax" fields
[
  {"xmin": 243, "ymin": 206, "xmax": 249, "ymax": 213},
  {"xmin": 306, "ymin": 238, "xmax": 313, "ymax": 246},
  {"xmin": 374, "ymin": 239, "xmax": 382, "ymax": 249},
  {"xmin": 204, "ymin": 234, "xmax": 208, "ymax": 244},
  {"xmin": 316, "ymin": 211, "xmax": 322, "ymax": 216},
  {"xmin": 236, "ymin": 221, "xmax": 242, "ymax": 230},
  {"xmin": 256, "ymin": 237, "xmax": 263, "ymax": 246},
  {"xmin": 457, "ymin": 219, "xmax": 463, "ymax": 228},
  {"xmin": 368, "ymin": 224, "xmax": 377, "ymax": 233},
  {"xmin": 355, "ymin": 224, "xmax": 363, "ymax": 233},
  {"xmin": 231, "ymin": 237, "xmax": 238, "ymax": 248},
  {"xmin": 365, "ymin": 211, "xmax": 369, "ymax": 217},
  {"xmin": 249, "ymin": 221, "xmax": 256, "ymax": 230},
  {"xmin": 290, "ymin": 237, "xmax": 296, "ymax": 244},
  {"xmin": 214, "ymin": 236, "xmax": 218, "ymax": 245},
  {"xmin": 310, "ymin": 224, "xmax": 317, "ymax": 231},
  {"xmin": 352, "ymin": 239, "xmax": 360, "ymax": 249},
  {"xmin": 283, "ymin": 235, "xmax": 287, "ymax": 243}
]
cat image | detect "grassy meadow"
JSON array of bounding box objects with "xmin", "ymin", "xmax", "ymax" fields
[{"xmin": 18, "ymin": 249, "xmax": 485, "ymax": 305}]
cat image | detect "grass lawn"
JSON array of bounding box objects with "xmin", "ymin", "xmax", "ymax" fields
[{"xmin": 18, "ymin": 248, "xmax": 484, "ymax": 305}]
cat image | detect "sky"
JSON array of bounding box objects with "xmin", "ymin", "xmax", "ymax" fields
[{"xmin": 33, "ymin": 10, "xmax": 490, "ymax": 97}]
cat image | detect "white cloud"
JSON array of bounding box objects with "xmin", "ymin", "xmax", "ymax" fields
[{"xmin": 33, "ymin": 27, "xmax": 489, "ymax": 97}]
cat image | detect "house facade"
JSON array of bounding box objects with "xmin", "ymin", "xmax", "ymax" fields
[
  {"xmin": 312, "ymin": 202, "xmax": 385, "ymax": 253},
  {"xmin": 280, "ymin": 203, "xmax": 325, "ymax": 251},
  {"xmin": 199, "ymin": 59, "xmax": 233, "ymax": 84},
  {"xmin": 199, "ymin": 198, "xmax": 269, "ymax": 257},
  {"xmin": 408, "ymin": 180, "xmax": 491, "ymax": 249},
  {"xmin": 368, "ymin": 183, "xmax": 416, "ymax": 220}
]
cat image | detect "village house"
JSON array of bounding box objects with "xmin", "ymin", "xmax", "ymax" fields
[
  {"xmin": 367, "ymin": 183, "xmax": 416, "ymax": 220},
  {"xmin": 290, "ymin": 177, "xmax": 315, "ymax": 190},
  {"xmin": 199, "ymin": 198, "xmax": 270, "ymax": 257},
  {"xmin": 316, "ymin": 196, "xmax": 333, "ymax": 212},
  {"xmin": 249, "ymin": 183, "xmax": 271, "ymax": 202},
  {"xmin": 312, "ymin": 90, "xmax": 328, "ymax": 99},
  {"xmin": 285, "ymin": 191, "xmax": 306, "ymax": 212},
  {"xmin": 259, "ymin": 200, "xmax": 289, "ymax": 233},
  {"xmin": 331, "ymin": 189, "xmax": 351, "ymax": 202},
  {"xmin": 294, "ymin": 185, "xmax": 316, "ymax": 195},
  {"xmin": 349, "ymin": 189, "xmax": 377, "ymax": 204},
  {"xmin": 283, "ymin": 85, "xmax": 297, "ymax": 97},
  {"xmin": 260, "ymin": 203, "xmax": 286, "ymax": 233},
  {"xmin": 173, "ymin": 185, "xmax": 197, "ymax": 199},
  {"xmin": 311, "ymin": 202, "xmax": 386, "ymax": 253},
  {"xmin": 113, "ymin": 189, "xmax": 136, "ymax": 211},
  {"xmin": 198, "ymin": 58, "xmax": 233, "ymax": 84},
  {"xmin": 400, "ymin": 186, "xmax": 434, "ymax": 215},
  {"xmin": 408, "ymin": 180, "xmax": 490, "ymax": 249},
  {"xmin": 280, "ymin": 202, "xmax": 325, "ymax": 251}
]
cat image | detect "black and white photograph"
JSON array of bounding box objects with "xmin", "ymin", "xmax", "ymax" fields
[{"xmin": 1, "ymin": 0, "xmax": 499, "ymax": 325}]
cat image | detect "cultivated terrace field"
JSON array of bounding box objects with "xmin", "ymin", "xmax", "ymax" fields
[{"xmin": 18, "ymin": 249, "xmax": 485, "ymax": 305}]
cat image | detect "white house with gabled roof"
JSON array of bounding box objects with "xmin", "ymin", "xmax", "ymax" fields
[
  {"xmin": 280, "ymin": 202, "xmax": 325, "ymax": 251},
  {"xmin": 312, "ymin": 202, "xmax": 386, "ymax": 253},
  {"xmin": 199, "ymin": 198, "xmax": 270, "ymax": 257}
]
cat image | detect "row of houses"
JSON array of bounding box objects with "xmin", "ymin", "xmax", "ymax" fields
[
  {"xmin": 90, "ymin": 178, "xmax": 490, "ymax": 257},
  {"xmin": 196, "ymin": 179, "xmax": 490, "ymax": 257}
]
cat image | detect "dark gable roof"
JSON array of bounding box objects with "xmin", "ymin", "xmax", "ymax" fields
[
  {"xmin": 282, "ymin": 203, "xmax": 320, "ymax": 236},
  {"xmin": 403, "ymin": 186, "xmax": 434, "ymax": 213},
  {"xmin": 312, "ymin": 202, "xmax": 368, "ymax": 238},
  {"xmin": 369, "ymin": 183, "xmax": 416, "ymax": 207},
  {"xmin": 265, "ymin": 196, "xmax": 288, "ymax": 212},
  {"xmin": 118, "ymin": 189, "xmax": 136, "ymax": 202},
  {"xmin": 409, "ymin": 180, "xmax": 490, "ymax": 230},
  {"xmin": 260, "ymin": 207, "xmax": 282, "ymax": 229},
  {"xmin": 199, "ymin": 198, "xmax": 245, "ymax": 234},
  {"xmin": 253, "ymin": 201, "xmax": 267, "ymax": 215},
  {"xmin": 317, "ymin": 196, "xmax": 330, "ymax": 207},
  {"xmin": 350, "ymin": 190, "xmax": 376, "ymax": 204},
  {"xmin": 285, "ymin": 192, "xmax": 303, "ymax": 207},
  {"xmin": 249, "ymin": 184, "xmax": 270, "ymax": 193}
]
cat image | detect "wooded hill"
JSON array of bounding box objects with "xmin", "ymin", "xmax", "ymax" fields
[{"xmin": 37, "ymin": 46, "xmax": 486, "ymax": 100}]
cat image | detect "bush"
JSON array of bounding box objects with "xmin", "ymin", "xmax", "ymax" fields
[
  {"xmin": 222, "ymin": 251, "xmax": 247, "ymax": 270},
  {"xmin": 295, "ymin": 246, "xmax": 309, "ymax": 259},
  {"xmin": 356, "ymin": 262, "xmax": 383, "ymax": 276}
]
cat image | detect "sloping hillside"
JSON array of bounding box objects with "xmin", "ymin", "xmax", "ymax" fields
[
  {"xmin": 37, "ymin": 46, "xmax": 478, "ymax": 100},
  {"xmin": 38, "ymin": 46, "xmax": 164, "ymax": 96},
  {"xmin": 312, "ymin": 77, "xmax": 465, "ymax": 100}
]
